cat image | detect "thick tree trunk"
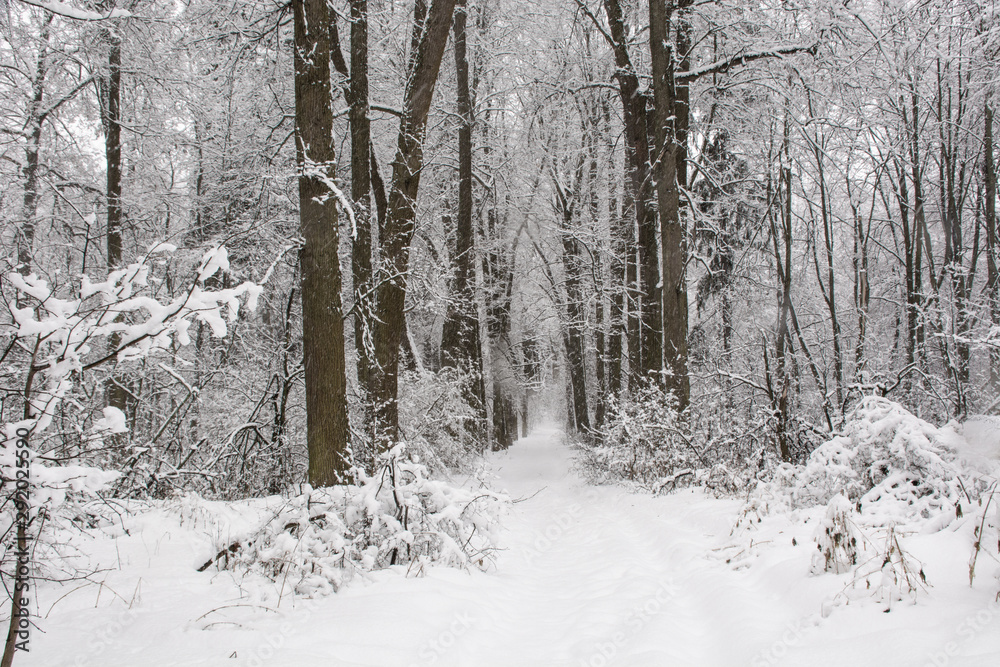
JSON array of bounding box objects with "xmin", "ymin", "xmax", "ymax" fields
[
  {"xmin": 440, "ymin": 0, "xmax": 487, "ymax": 422},
  {"xmin": 602, "ymin": 0, "xmax": 661, "ymax": 384},
  {"xmin": 553, "ymin": 163, "xmax": 591, "ymax": 434},
  {"xmin": 587, "ymin": 121, "xmax": 606, "ymax": 428},
  {"xmin": 371, "ymin": 0, "xmax": 457, "ymax": 451},
  {"xmin": 906, "ymin": 89, "xmax": 927, "ymax": 376},
  {"xmin": 349, "ymin": 0, "xmax": 375, "ymax": 458},
  {"xmin": 105, "ymin": 33, "xmax": 122, "ymax": 272},
  {"xmin": 768, "ymin": 142, "xmax": 794, "ymax": 462},
  {"xmin": 293, "ymin": 0, "xmax": 351, "ymax": 485},
  {"xmin": 607, "ymin": 131, "xmax": 625, "ymax": 398},
  {"xmin": 102, "ymin": 20, "xmax": 131, "ymax": 416},
  {"xmin": 492, "ymin": 361, "xmax": 518, "ymax": 449},
  {"xmin": 649, "ymin": 0, "xmax": 690, "ymax": 411},
  {"xmin": 484, "ymin": 205, "xmax": 518, "ymax": 449}
]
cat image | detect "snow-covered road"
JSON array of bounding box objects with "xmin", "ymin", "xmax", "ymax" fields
[
  {"xmin": 276, "ymin": 426, "xmax": 788, "ymax": 667},
  {"xmin": 22, "ymin": 427, "xmax": 1000, "ymax": 666},
  {"xmin": 444, "ymin": 426, "xmax": 769, "ymax": 667}
]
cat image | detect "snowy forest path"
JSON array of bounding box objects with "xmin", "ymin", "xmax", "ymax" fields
[
  {"xmin": 425, "ymin": 426, "xmax": 785, "ymax": 667},
  {"xmin": 21, "ymin": 427, "xmax": 800, "ymax": 667}
]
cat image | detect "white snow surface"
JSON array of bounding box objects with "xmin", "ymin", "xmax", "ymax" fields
[{"xmin": 21, "ymin": 427, "xmax": 1000, "ymax": 666}]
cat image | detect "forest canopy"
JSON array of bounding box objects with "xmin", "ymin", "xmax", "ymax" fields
[{"xmin": 0, "ymin": 0, "xmax": 998, "ymax": 499}]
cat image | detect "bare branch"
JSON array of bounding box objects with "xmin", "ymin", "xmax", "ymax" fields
[
  {"xmin": 677, "ymin": 43, "xmax": 817, "ymax": 83},
  {"xmin": 17, "ymin": 0, "xmax": 131, "ymax": 21}
]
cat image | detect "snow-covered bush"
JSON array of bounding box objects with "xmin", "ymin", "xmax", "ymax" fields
[
  {"xmin": 752, "ymin": 397, "xmax": 989, "ymax": 527},
  {"xmin": 204, "ymin": 450, "xmax": 504, "ymax": 596},
  {"xmin": 810, "ymin": 494, "xmax": 860, "ymax": 574},
  {"xmin": 397, "ymin": 367, "xmax": 487, "ymax": 473},
  {"xmin": 581, "ymin": 384, "xmax": 778, "ymax": 493},
  {"xmin": 815, "ymin": 522, "xmax": 929, "ymax": 615},
  {"xmin": 1, "ymin": 244, "xmax": 264, "ymax": 611},
  {"xmin": 582, "ymin": 383, "xmax": 695, "ymax": 485}
]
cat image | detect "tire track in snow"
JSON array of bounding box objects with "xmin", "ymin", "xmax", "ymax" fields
[{"xmin": 438, "ymin": 427, "xmax": 764, "ymax": 667}]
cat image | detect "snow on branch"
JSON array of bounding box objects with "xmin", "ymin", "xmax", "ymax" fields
[
  {"xmin": 17, "ymin": 0, "xmax": 131, "ymax": 21},
  {"xmin": 676, "ymin": 43, "xmax": 817, "ymax": 82},
  {"xmin": 300, "ymin": 158, "xmax": 356, "ymax": 237},
  {"xmin": 1, "ymin": 243, "xmax": 267, "ymax": 521},
  {"xmin": 6, "ymin": 243, "xmax": 264, "ymax": 434}
]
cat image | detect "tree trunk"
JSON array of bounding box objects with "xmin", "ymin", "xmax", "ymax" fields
[
  {"xmin": 348, "ymin": 0, "xmax": 375, "ymax": 461},
  {"xmin": 906, "ymin": 88, "xmax": 927, "ymax": 377},
  {"xmin": 553, "ymin": 162, "xmax": 591, "ymax": 434},
  {"xmin": 766, "ymin": 122, "xmax": 794, "ymax": 462},
  {"xmin": 371, "ymin": 0, "xmax": 457, "ymax": 451},
  {"xmin": 587, "ymin": 117, "xmax": 606, "ymax": 428},
  {"xmin": 484, "ymin": 205, "xmax": 518, "ymax": 449},
  {"xmin": 801, "ymin": 91, "xmax": 843, "ymax": 411},
  {"xmin": 101, "ymin": 18, "xmax": 131, "ymax": 417},
  {"xmin": 852, "ymin": 199, "xmax": 870, "ymax": 384},
  {"xmin": 987, "ymin": 101, "xmax": 999, "ymax": 393},
  {"xmin": 105, "ymin": 31, "xmax": 122, "ymax": 272},
  {"xmin": 440, "ymin": 0, "xmax": 487, "ymax": 423},
  {"xmin": 293, "ymin": 0, "xmax": 351, "ymax": 485},
  {"xmin": 602, "ymin": 0, "xmax": 661, "ymax": 384},
  {"xmin": 17, "ymin": 15, "xmax": 52, "ymax": 276},
  {"xmin": 649, "ymin": 0, "xmax": 690, "ymax": 410},
  {"xmin": 606, "ymin": 122, "xmax": 625, "ymax": 398}
]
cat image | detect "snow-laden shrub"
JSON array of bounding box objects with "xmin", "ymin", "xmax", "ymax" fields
[
  {"xmin": 1, "ymin": 422, "xmax": 121, "ymax": 587},
  {"xmin": 397, "ymin": 367, "xmax": 486, "ymax": 473},
  {"xmin": 1, "ymin": 244, "xmax": 265, "ymax": 609},
  {"xmin": 812, "ymin": 521, "xmax": 929, "ymax": 616},
  {"xmin": 968, "ymin": 482, "xmax": 999, "ymax": 588},
  {"xmin": 753, "ymin": 397, "xmax": 989, "ymax": 527},
  {"xmin": 811, "ymin": 494, "xmax": 860, "ymax": 574},
  {"xmin": 581, "ymin": 384, "xmax": 776, "ymax": 493},
  {"xmin": 583, "ymin": 384, "xmax": 695, "ymax": 485},
  {"xmin": 205, "ymin": 450, "xmax": 504, "ymax": 597}
]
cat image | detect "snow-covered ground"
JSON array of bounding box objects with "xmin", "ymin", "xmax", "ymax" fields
[{"xmin": 21, "ymin": 427, "xmax": 1000, "ymax": 666}]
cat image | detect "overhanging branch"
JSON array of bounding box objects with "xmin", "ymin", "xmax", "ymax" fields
[
  {"xmin": 677, "ymin": 43, "xmax": 817, "ymax": 83},
  {"xmin": 17, "ymin": 0, "xmax": 131, "ymax": 21}
]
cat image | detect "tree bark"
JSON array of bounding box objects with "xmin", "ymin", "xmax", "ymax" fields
[
  {"xmin": 649, "ymin": 0, "xmax": 691, "ymax": 410},
  {"xmin": 371, "ymin": 0, "xmax": 458, "ymax": 451},
  {"xmin": 553, "ymin": 161, "xmax": 591, "ymax": 433},
  {"xmin": 17, "ymin": 15, "xmax": 53, "ymax": 276},
  {"xmin": 767, "ymin": 127, "xmax": 794, "ymax": 462},
  {"xmin": 440, "ymin": 0, "xmax": 487, "ymax": 423},
  {"xmin": 105, "ymin": 30, "xmax": 122, "ymax": 272},
  {"xmin": 349, "ymin": 0, "xmax": 374, "ymax": 453},
  {"xmin": 101, "ymin": 16, "xmax": 131, "ymax": 416},
  {"xmin": 293, "ymin": 0, "xmax": 351, "ymax": 485},
  {"xmin": 602, "ymin": 0, "xmax": 661, "ymax": 384},
  {"xmin": 606, "ymin": 105, "xmax": 625, "ymax": 398},
  {"xmin": 987, "ymin": 101, "xmax": 999, "ymax": 393}
]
